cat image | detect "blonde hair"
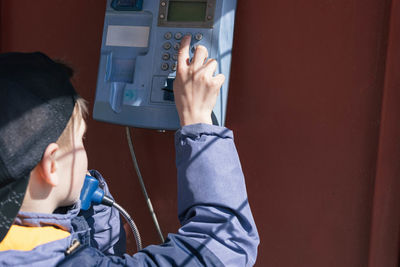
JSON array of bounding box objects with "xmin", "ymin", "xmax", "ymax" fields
[{"xmin": 56, "ymin": 98, "xmax": 88, "ymax": 149}]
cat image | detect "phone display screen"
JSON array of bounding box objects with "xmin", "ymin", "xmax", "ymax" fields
[{"xmin": 167, "ymin": 1, "xmax": 207, "ymax": 22}]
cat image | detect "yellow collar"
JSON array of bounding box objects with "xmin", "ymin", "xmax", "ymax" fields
[{"xmin": 0, "ymin": 225, "xmax": 70, "ymax": 251}]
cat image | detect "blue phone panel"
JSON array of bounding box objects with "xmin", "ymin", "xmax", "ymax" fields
[{"xmin": 93, "ymin": 0, "xmax": 238, "ymax": 130}]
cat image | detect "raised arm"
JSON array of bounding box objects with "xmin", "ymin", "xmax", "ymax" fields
[{"xmin": 172, "ymin": 35, "xmax": 259, "ymax": 266}]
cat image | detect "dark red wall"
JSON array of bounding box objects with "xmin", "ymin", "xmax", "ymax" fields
[{"xmin": 1, "ymin": 0, "xmax": 399, "ymax": 266}]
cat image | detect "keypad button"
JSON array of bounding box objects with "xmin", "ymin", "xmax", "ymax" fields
[
  {"xmin": 172, "ymin": 54, "xmax": 179, "ymax": 61},
  {"xmin": 174, "ymin": 32, "xmax": 183, "ymax": 40},
  {"xmin": 163, "ymin": 42, "xmax": 172, "ymax": 50},
  {"xmin": 164, "ymin": 32, "xmax": 172, "ymax": 40},
  {"xmin": 162, "ymin": 52, "xmax": 170, "ymax": 60},
  {"xmin": 195, "ymin": 33, "xmax": 203, "ymax": 41},
  {"xmin": 171, "ymin": 63, "xmax": 177, "ymax": 71},
  {"xmin": 173, "ymin": 43, "xmax": 181, "ymax": 50},
  {"xmin": 161, "ymin": 63, "xmax": 169, "ymax": 71}
]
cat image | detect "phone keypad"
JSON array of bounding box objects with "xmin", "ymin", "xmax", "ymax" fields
[{"xmin": 161, "ymin": 31, "xmax": 203, "ymax": 72}]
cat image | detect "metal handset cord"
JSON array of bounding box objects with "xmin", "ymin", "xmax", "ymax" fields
[
  {"xmin": 102, "ymin": 195, "xmax": 142, "ymax": 251},
  {"xmin": 125, "ymin": 127, "xmax": 165, "ymax": 243}
]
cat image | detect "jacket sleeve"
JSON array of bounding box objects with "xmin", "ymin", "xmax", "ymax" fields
[
  {"xmin": 173, "ymin": 123, "xmax": 259, "ymax": 266},
  {"xmin": 60, "ymin": 124, "xmax": 259, "ymax": 267},
  {"xmin": 78, "ymin": 169, "xmax": 126, "ymax": 256}
]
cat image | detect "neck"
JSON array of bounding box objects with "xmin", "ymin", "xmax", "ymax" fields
[
  {"xmin": 20, "ymin": 173, "xmax": 57, "ymax": 214},
  {"xmin": 19, "ymin": 199, "xmax": 56, "ymax": 214}
]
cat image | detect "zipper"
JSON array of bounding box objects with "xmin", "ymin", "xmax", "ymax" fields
[{"xmin": 65, "ymin": 239, "xmax": 81, "ymax": 255}]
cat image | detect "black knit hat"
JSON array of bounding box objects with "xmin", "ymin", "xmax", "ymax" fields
[{"xmin": 0, "ymin": 52, "xmax": 77, "ymax": 242}]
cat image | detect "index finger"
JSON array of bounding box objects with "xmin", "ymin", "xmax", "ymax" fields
[{"xmin": 177, "ymin": 34, "xmax": 191, "ymax": 70}]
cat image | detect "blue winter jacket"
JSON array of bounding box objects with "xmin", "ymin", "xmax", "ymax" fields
[{"xmin": 0, "ymin": 124, "xmax": 259, "ymax": 266}]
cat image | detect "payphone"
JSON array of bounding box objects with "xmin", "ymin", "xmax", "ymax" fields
[{"xmin": 93, "ymin": 0, "xmax": 238, "ymax": 130}]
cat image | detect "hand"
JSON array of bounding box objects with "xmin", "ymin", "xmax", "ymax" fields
[{"xmin": 174, "ymin": 35, "xmax": 225, "ymax": 126}]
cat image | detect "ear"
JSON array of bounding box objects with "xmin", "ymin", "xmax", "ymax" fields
[{"xmin": 37, "ymin": 143, "xmax": 60, "ymax": 187}]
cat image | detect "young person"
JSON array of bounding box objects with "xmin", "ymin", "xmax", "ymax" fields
[{"xmin": 0, "ymin": 35, "xmax": 259, "ymax": 266}]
